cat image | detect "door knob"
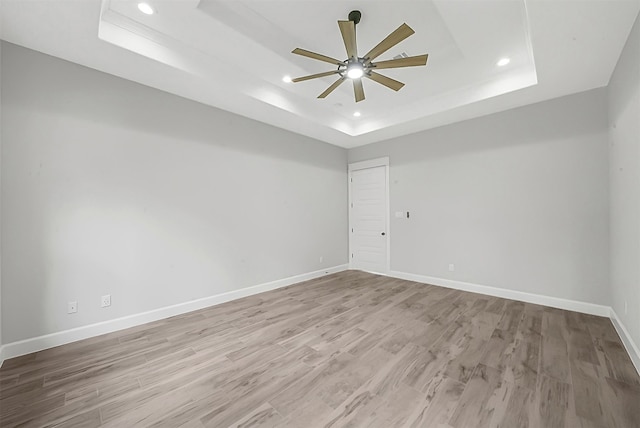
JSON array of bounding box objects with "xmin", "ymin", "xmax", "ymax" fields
[{"xmin": 381, "ymin": 232, "xmax": 386, "ymax": 236}]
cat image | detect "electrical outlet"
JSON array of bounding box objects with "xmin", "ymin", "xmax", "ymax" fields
[
  {"xmin": 448, "ymin": 264, "xmax": 455, "ymax": 272},
  {"xmin": 68, "ymin": 301, "xmax": 77, "ymax": 314},
  {"xmin": 319, "ymin": 256, "xmax": 323, "ymax": 263},
  {"xmin": 101, "ymin": 294, "xmax": 111, "ymax": 308}
]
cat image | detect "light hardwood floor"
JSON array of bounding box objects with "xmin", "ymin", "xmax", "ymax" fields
[{"xmin": 1, "ymin": 271, "xmax": 639, "ymax": 427}]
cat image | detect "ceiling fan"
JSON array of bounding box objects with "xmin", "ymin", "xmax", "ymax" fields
[{"xmin": 290, "ymin": 10, "xmax": 429, "ymax": 103}]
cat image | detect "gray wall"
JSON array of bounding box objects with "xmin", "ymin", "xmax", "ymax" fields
[
  {"xmin": 0, "ymin": 43, "xmax": 348, "ymax": 343},
  {"xmin": 349, "ymin": 89, "xmax": 610, "ymax": 306},
  {"xmin": 608, "ymin": 13, "xmax": 640, "ymax": 348}
]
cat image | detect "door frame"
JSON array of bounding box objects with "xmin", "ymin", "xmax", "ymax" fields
[{"xmin": 348, "ymin": 157, "xmax": 390, "ymax": 274}]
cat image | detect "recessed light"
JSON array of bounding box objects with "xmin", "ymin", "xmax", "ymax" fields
[
  {"xmin": 497, "ymin": 57, "xmax": 510, "ymax": 67},
  {"xmin": 137, "ymin": 3, "xmax": 154, "ymax": 15},
  {"xmin": 353, "ymin": 111, "xmax": 361, "ymax": 117},
  {"xmin": 282, "ymin": 75, "xmax": 292, "ymax": 83}
]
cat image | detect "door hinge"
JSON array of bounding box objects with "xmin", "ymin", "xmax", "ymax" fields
[
  {"xmin": 351, "ymin": 228, "xmax": 354, "ymax": 233},
  {"xmin": 351, "ymin": 253, "xmax": 354, "ymax": 259}
]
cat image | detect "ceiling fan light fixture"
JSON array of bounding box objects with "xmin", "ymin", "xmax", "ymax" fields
[
  {"xmin": 353, "ymin": 111, "xmax": 361, "ymax": 117},
  {"xmin": 282, "ymin": 75, "xmax": 292, "ymax": 83},
  {"xmin": 137, "ymin": 2, "xmax": 154, "ymax": 15},
  {"xmin": 346, "ymin": 64, "xmax": 364, "ymax": 79},
  {"xmin": 497, "ymin": 57, "xmax": 510, "ymax": 67}
]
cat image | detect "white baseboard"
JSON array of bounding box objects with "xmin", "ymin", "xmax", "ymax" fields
[
  {"xmin": 0, "ymin": 264, "xmax": 348, "ymax": 367},
  {"xmin": 610, "ymin": 308, "xmax": 640, "ymax": 376},
  {"xmin": 387, "ymin": 270, "xmax": 611, "ymax": 317}
]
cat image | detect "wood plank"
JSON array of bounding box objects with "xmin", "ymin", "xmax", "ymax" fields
[
  {"xmin": 533, "ymin": 374, "xmax": 574, "ymax": 428},
  {"xmin": 227, "ymin": 402, "xmax": 283, "ymax": 428},
  {"xmin": 570, "ymin": 359, "xmax": 609, "ymax": 425},
  {"xmin": 409, "ymin": 376, "xmax": 465, "ymax": 427},
  {"xmin": 540, "ymin": 333, "xmax": 571, "ymax": 383},
  {"xmin": 499, "ymin": 384, "xmax": 535, "ymax": 427},
  {"xmin": 593, "ymin": 337, "xmax": 640, "ymax": 386},
  {"xmin": 448, "ymin": 363, "xmax": 503, "ymax": 427},
  {"xmin": 502, "ymin": 323, "xmax": 541, "ymax": 391}
]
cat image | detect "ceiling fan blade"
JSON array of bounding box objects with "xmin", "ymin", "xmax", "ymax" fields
[
  {"xmin": 338, "ymin": 20, "xmax": 358, "ymax": 59},
  {"xmin": 372, "ymin": 54, "xmax": 428, "ymax": 70},
  {"xmin": 318, "ymin": 77, "xmax": 347, "ymax": 98},
  {"xmin": 292, "ymin": 48, "xmax": 345, "ymax": 66},
  {"xmin": 292, "ymin": 70, "xmax": 340, "ymax": 83},
  {"xmin": 353, "ymin": 79, "xmax": 365, "ymax": 102},
  {"xmin": 363, "ymin": 23, "xmax": 415, "ymax": 63},
  {"xmin": 366, "ymin": 72, "xmax": 405, "ymax": 91}
]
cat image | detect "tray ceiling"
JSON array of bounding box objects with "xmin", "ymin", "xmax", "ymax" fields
[{"xmin": 1, "ymin": 0, "xmax": 639, "ymax": 148}]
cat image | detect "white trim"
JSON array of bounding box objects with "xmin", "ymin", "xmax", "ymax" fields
[
  {"xmin": 386, "ymin": 270, "xmax": 610, "ymax": 317},
  {"xmin": 348, "ymin": 157, "xmax": 391, "ymax": 274},
  {"xmin": 348, "ymin": 171, "xmax": 353, "ymax": 268},
  {"xmin": 384, "ymin": 164, "xmax": 390, "ymax": 274},
  {"xmin": 348, "ymin": 156, "xmax": 389, "ymax": 172},
  {"xmin": 0, "ymin": 264, "xmax": 348, "ymax": 366},
  {"xmin": 610, "ymin": 308, "xmax": 640, "ymax": 376}
]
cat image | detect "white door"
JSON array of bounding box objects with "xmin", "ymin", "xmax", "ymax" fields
[{"xmin": 350, "ymin": 165, "xmax": 388, "ymax": 273}]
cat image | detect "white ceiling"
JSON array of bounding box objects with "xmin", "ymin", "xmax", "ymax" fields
[{"xmin": 1, "ymin": 0, "xmax": 638, "ymax": 148}]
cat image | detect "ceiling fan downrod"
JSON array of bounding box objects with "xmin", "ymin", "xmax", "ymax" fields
[{"xmin": 348, "ymin": 10, "xmax": 361, "ymax": 25}]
